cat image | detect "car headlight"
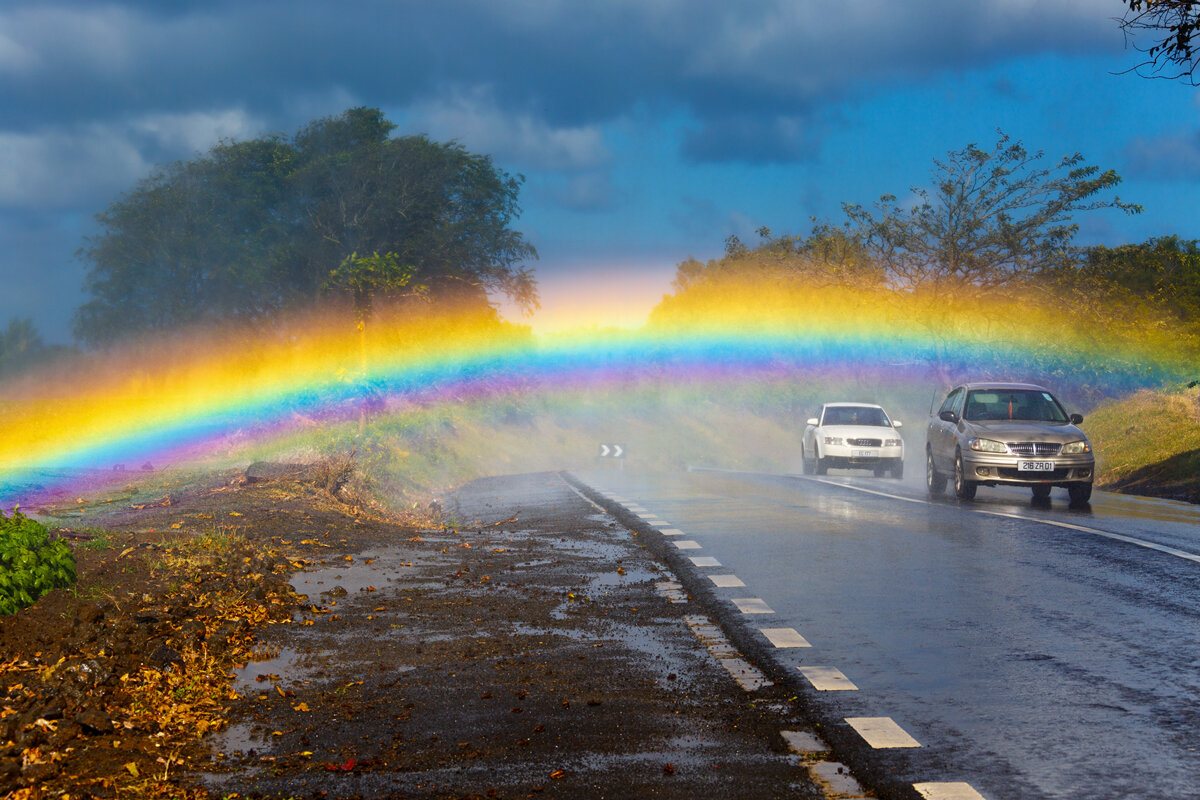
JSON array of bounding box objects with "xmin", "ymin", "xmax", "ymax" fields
[
  {"xmin": 1061, "ymin": 440, "xmax": 1091, "ymax": 455},
  {"xmin": 968, "ymin": 438, "xmax": 1007, "ymax": 453},
  {"xmin": 885, "ymin": 438, "xmax": 903, "ymax": 447},
  {"xmin": 823, "ymin": 436, "xmax": 843, "ymax": 445}
]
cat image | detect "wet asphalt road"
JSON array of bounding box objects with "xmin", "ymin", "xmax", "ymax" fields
[{"xmin": 573, "ymin": 467, "xmax": 1200, "ymax": 800}]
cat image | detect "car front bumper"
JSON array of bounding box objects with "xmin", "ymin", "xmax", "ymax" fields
[
  {"xmin": 959, "ymin": 451, "xmax": 1095, "ymax": 485},
  {"xmin": 822, "ymin": 444, "xmax": 904, "ymax": 468}
]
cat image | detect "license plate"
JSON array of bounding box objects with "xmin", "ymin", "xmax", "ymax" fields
[
  {"xmin": 1018, "ymin": 461, "xmax": 1054, "ymax": 472},
  {"xmin": 852, "ymin": 450, "xmax": 877, "ymax": 458}
]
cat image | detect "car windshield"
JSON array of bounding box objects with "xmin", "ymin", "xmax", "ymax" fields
[
  {"xmin": 963, "ymin": 390, "xmax": 1069, "ymax": 423},
  {"xmin": 822, "ymin": 406, "xmax": 890, "ymax": 426}
]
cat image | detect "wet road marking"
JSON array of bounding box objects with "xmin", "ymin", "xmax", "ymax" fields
[
  {"xmin": 659, "ymin": 527, "xmax": 686, "ymax": 536},
  {"xmin": 685, "ymin": 615, "xmax": 772, "ymax": 690},
  {"xmin": 690, "ymin": 556, "xmax": 722, "ymax": 567},
  {"xmin": 845, "ymin": 716, "xmax": 921, "ymax": 748},
  {"xmin": 708, "ymin": 574, "xmax": 746, "ymax": 587},
  {"xmin": 654, "ymin": 581, "xmax": 688, "ymax": 603},
  {"xmin": 649, "ymin": 521, "xmax": 673, "ymax": 527},
  {"xmin": 625, "ymin": 505, "xmax": 648, "ymax": 513},
  {"xmin": 637, "ymin": 513, "xmax": 662, "ymax": 521},
  {"xmin": 566, "ymin": 483, "xmax": 606, "ymax": 513},
  {"xmin": 913, "ymin": 782, "xmax": 989, "ymax": 800},
  {"xmin": 806, "ymin": 477, "xmax": 1200, "ymax": 565},
  {"xmin": 673, "ymin": 540, "xmax": 703, "ymax": 550},
  {"xmin": 810, "ymin": 761, "xmax": 870, "ymax": 798},
  {"xmin": 799, "ymin": 666, "xmax": 858, "ymax": 691},
  {"xmin": 781, "ymin": 729, "xmax": 828, "ymax": 753},
  {"xmin": 732, "ymin": 597, "xmax": 774, "ymax": 614},
  {"xmin": 760, "ymin": 627, "xmax": 811, "ymax": 647}
]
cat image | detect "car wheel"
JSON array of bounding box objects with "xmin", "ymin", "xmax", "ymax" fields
[
  {"xmin": 815, "ymin": 447, "xmax": 828, "ymax": 475},
  {"xmin": 1031, "ymin": 485, "xmax": 1052, "ymax": 500},
  {"xmin": 926, "ymin": 448, "xmax": 946, "ymax": 495},
  {"xmin": 873, "ymin": 465, "xmax": 887, "ymax": 478},
  {"xmin": 892, "ymin": 461, "xmax": 904, "ymax": 480},
  {"xmin": 954, "ymin": 450, "xmax": 977, "ymax": 500},
  {"xmin": 1068, "ymin": 482, "xmax": 1092, "ymax": 505},
  {"xmin": 801, "ymin": 445, "xmax": 811, "ymax": 475}
]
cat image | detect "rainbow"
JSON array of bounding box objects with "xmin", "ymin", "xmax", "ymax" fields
[{"xmin": 1, "ymin": 286, "xmax": 1195, "ymax": 508}]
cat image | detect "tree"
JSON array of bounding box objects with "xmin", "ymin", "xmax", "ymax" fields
[
  {"xmin": 841, "ymin": 132, "xmax": 1141, "ymax": 295},
  {"xmin": 1120, "ymin": 1, "xmax": 1200, "ymax": 83},
  {"xmin": 74, "ymin": 108, "xmax": 538, "ymax": 346},
  {"xmin": 0, "ymin": 318, "xmax": 45, "ymax": 375},
  {"xmin": 1049, "ymin": 235, "xmax": 1200, "ymax": 324}
]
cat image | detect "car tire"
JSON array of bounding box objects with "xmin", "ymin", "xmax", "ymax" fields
[
  {"xmin": 954, "ymin": 450, "xmax": 977, "ymax": 500},
  {"xmin": 926, "ymin": 448, "xmax": 946, "ymax": 495},
  {"xmin": 815, "ymin": 447, "xmax": 828, "ymax": 475},
  {"xmin": 1068, "ymin": 482, "xmax": 1092, "ymax": 505},
  {"xmin": 892, "ymin": 460, "xmax": 904, "ymax": 480},
  {"xmin": 873, "ymin": 465, "xmax": 887, "ymax": 478},
  {"xmin": 801, "ymin": 445, "xmax": 813, "ymax": 475},
  {"xmin": 1031, "ymin": 485, "xmax": 1052, "ymax": 500}
]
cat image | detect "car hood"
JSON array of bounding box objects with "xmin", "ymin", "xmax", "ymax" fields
[
  {"xmin": 819, "ymin": 425, "xmax": 901, "ymax": 440},
  {"xmin": 964, "ymin": 421, "xmax": 1086, "ymax": 443}
]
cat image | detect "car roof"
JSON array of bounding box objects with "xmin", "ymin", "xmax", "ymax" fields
[
  {"xmin": 822, "ymin": 402, "xmax": 884, "ymax": 409},
  {"xmin": 958, "ymin": 382, "xmax": 1050, "ymax": 392}
]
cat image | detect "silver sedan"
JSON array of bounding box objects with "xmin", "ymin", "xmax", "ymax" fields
[{"xmin": 926, "ymin": 382, "xmax": 1095, "ymax": 505}]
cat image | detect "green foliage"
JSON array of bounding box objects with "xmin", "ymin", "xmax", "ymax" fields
[
  {"xmin": 75, "ymin": 107, "xmax": 538, "ymax": 346},
  {"xmin": 841, "ymin": 130, "xmax": 1140, "ymax": 292},
  {"xmin": 1049, "ymin": 236, "xmax": 1200, "ymax": 329},
  {"xmin": 0, "ymin": 508, "xmax": 77, "ymax": 615},
  {"xmin": 324, "ymin": 252, "xmax": 423, "ymax": 320}
]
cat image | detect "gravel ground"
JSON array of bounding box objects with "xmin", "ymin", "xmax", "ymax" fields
[{"xmin": 1, "ymin": 468, "xmax": 837, "ymax": 799}]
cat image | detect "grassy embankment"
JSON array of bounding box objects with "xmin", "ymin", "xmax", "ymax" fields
[{"xmin": 1087, "ymin": 386, "xmax": 1200, "ymax": 503}]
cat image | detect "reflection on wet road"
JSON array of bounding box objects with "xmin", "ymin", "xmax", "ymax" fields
[{"xmin": 577, "ymin": 468, "xmax": 1200, "ymax": 800}]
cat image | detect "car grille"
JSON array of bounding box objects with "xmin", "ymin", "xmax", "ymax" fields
[
  {"xmin": 998, "ymin": 467, "xmax": 1070, "ymax": 480},
  {"xmin": 1006, "ymin": 442, "xmax": 1061, "ymax": 457},
  {"xmin": 847, "ymin": 438, "xmax": 882, "ymax": 447}
]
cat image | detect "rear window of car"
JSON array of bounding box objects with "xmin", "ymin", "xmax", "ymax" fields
[{"xmin": 963, "ymin": 390, "xmax": 1068, "ymax": 422}]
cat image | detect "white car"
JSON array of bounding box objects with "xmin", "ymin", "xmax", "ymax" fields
[{"xmin": 802, "ymin": 402, "xmax": 905, "ymax": 478}]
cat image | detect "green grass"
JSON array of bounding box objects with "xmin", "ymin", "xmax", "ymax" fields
[{"xmin": 1086, "ymin": 387, "xmax": 1200, "ymax": 485}]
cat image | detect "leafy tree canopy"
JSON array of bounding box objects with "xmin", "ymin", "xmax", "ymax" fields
[
  {"xmin": 839, "ymin": 131, "xmax": 1140, "ymax": 294},
  {"xmin": 74, "ymin": 108, "xmax": 538, "ymax": 346}
]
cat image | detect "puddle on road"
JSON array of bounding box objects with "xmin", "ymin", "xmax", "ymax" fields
[{"xmin": 230, "ymin": 646, "xmax": 324, "ymax": 692}]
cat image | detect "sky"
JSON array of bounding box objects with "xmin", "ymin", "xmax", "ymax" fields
[{"xmin": 2, "ymin": 0, "xmax": 1198, "ymax": 342}]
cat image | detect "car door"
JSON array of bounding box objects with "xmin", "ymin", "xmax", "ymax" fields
[{"xmin": 929, "ymin": 387, "xmax": 964, "ymax": 470}]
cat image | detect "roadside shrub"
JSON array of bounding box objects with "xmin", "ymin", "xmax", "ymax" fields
[{"xmin": 0, "ymin": 508, "xmax": 76, "ymax": 615}]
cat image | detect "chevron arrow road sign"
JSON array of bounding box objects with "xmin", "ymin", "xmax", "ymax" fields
[{"xmin": 598, "ymin": 443, "xmax": 626, "ymax": 458}]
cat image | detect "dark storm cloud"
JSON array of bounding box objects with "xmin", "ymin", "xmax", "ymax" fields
[{"xmin": 1, "ymin": 0, "xmax": 1120, "ymax": 149}]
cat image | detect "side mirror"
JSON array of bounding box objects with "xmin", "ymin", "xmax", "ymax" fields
[
  {"xmin": 938, "ymin": 410, "xmax": 959, "ymax": 423},
  {"xmin": 892, "ymin": 420, "xmax": 903, "ymax": 429},
  {"xmin": 806, "ymin": 418, "xmax": 819, "ymax": 426},
  {"xmin": 1069, "ymin": 413, "xmax": 1083, "ymax": 425}
]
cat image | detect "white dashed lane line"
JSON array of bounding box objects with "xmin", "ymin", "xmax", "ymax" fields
[
  {"xmin": 731, "ymin": 597, "xmax": 774, "ymax": 614},
  {"xmin": 845, "ymin": 716, "xmax": 922, "ymax": 748},
  {"xmin": 760, "ymin": 627, "xmax": 812, "ymax": 647},
  {"xmin": 798, "ymin": 665, "xmax": 859, "ymax": 691},
  {"xmin": 593, "ymin": 483, "xmax": 991, "ymax": 800},
  {"xmin": 913, "ymin": 783, "xmax": 990, "ymax": 800}
]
